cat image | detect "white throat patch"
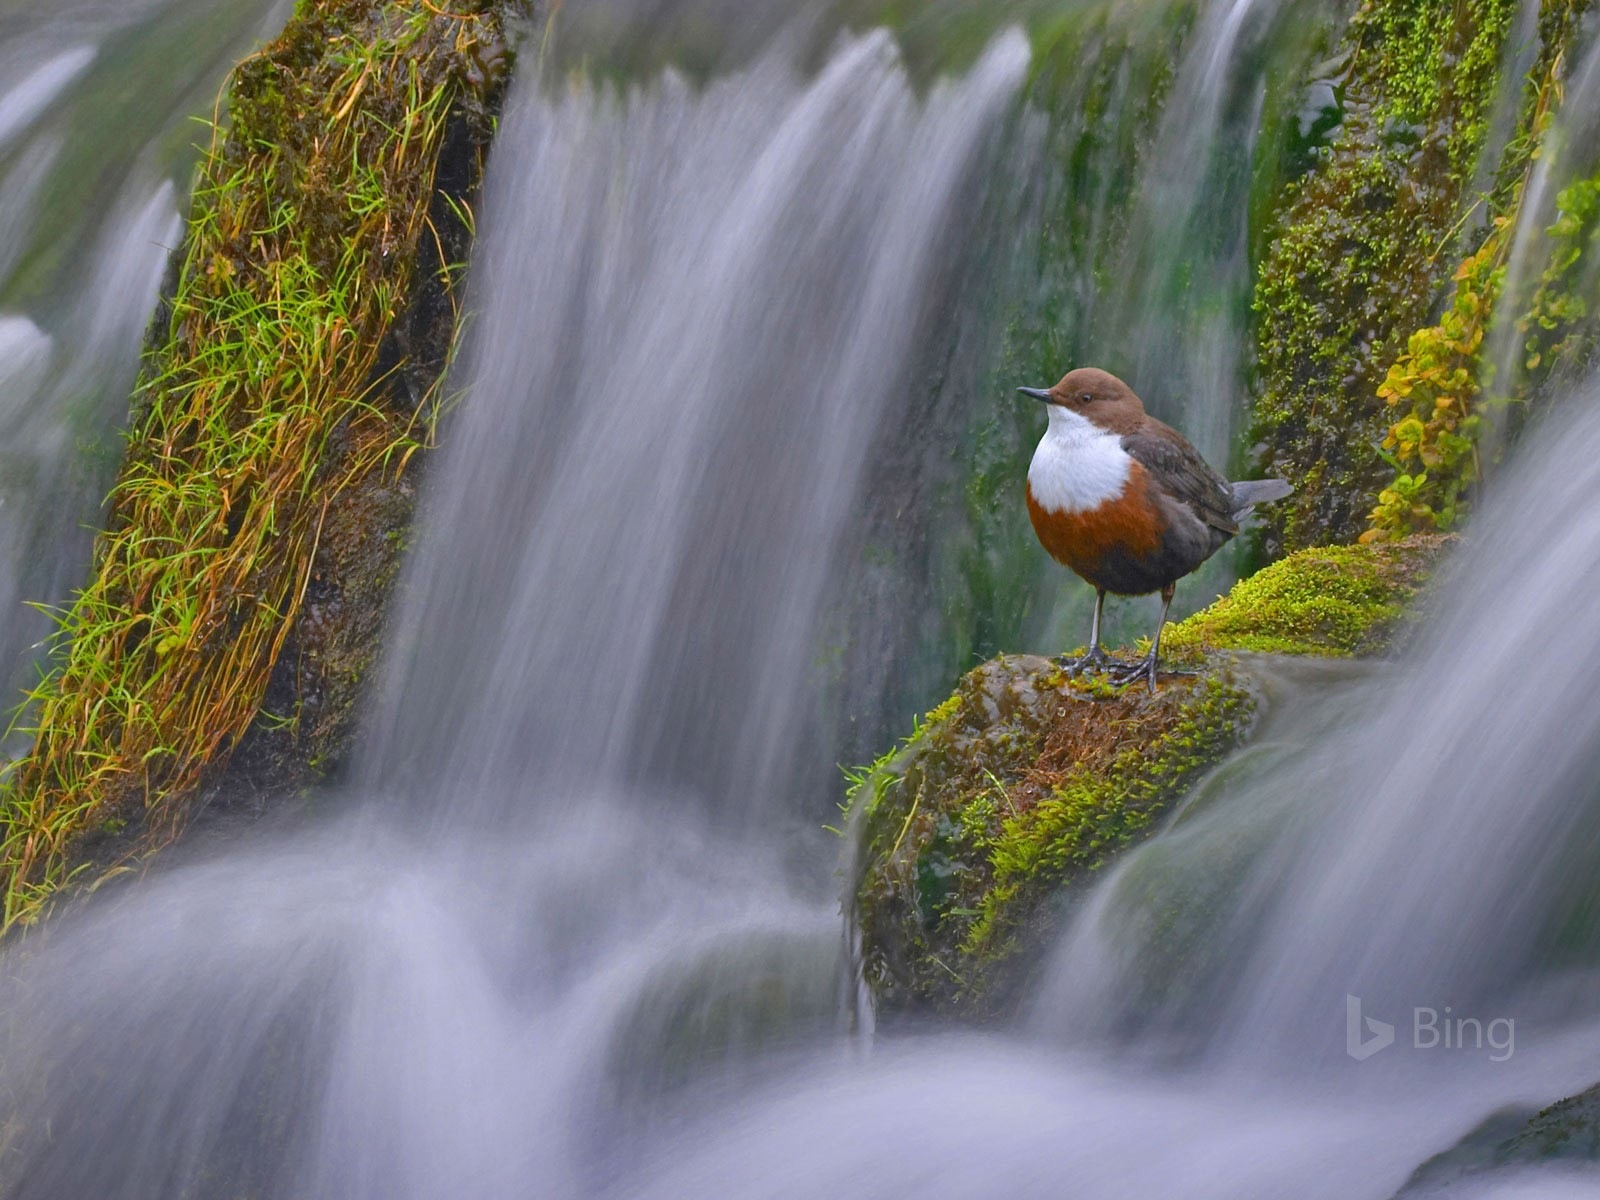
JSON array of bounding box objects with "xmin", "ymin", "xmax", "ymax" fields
[{"xmin": 1027, "ymin": 405, "xmax": 1132, "ymax": 515}]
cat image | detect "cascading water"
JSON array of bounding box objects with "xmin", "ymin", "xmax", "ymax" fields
[
  {"xmin": 365, "ymin": 28, "xmax": 1033, "ymax": 822},
  {"xmin": 1488, "ymin": 22, "xmax": 1600, "ymax": 421},
  {"xmin": 619, "ymin": 374, "xmax": 1600, "ymax": 1200},
  {"xmin": 0, "ymin": 21, "xmax": 1040, "ymax": 1199},
  {"xmin": 1097, "ymin": 0, "xmax": 1285, "ymax": 467},
  {"xmin": 5, "ymin": 3, "xmax": 1600, "ymax": 1199}
]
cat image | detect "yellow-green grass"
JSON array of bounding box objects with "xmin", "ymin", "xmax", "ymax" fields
[{"xmin": 0, "ymin": 0, "xmax": 510, "ymax": 930}]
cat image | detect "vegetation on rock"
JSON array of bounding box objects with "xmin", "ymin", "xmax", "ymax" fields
[
  {"xmin": 0, "ymin": 0, "xmax": 520, "ymax": 930},
  {"xmin": 1363, "ymin": 230, "xmax": 1508, "ymax": 540},
  {"xmin": 1365, "ymin": 0, "xmax": 1594, "ymax": 540},
  {"xmin": 848, "ymin": 655, "xmax": 1254, "ymax": 1019},
  {"xmin": 1251, "ymin": 0, "xmax": 1524, "ymax": 551},
  {"xmin": 848, "ymin": 535, "xmax": 1448, "ymax": 1018},
  {"xmin": 1165, "ymin": 534, "xmax": 1449, "ymax": 657},
  {"xmin": 1517, "ymin": 170, "xmax": 1600, "ymax": 397}
]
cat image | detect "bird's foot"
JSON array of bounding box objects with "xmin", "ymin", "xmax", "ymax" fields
[
  {"xmin": 1055, "ymin": 645, "xmax": 1116, "ymax": 677},
  {"xmin": 1107, "ymin": 654, "xmax": 1160, "ymax": 694}
]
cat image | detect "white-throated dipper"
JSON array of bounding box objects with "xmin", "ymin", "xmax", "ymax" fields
[{"xmin": 1018, "ymin": 367, "xmax": 1293, "ymax": 691}]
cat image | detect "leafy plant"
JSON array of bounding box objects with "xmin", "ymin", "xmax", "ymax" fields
[
  {"xmin": 1364, "ymin": 227, "xmax": 1505, "ymax": 539},
  {"xmin": 1520, "ymin": 175, "xmax": 1600, "ymax": 380}
]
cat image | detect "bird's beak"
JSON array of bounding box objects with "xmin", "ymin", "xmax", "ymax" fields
[{"xmin": 1017, "ymin": 387, "xmax": 1053, "ymax": 403}]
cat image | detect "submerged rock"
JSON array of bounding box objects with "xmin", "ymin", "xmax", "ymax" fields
[
  {"xmin": 1395, "ymin": 1082, "xmax": 1600, "ymax": 1195},
  {"xmin": 846, "ymin": 535, "xmax": 1450, "ymax": 1019}
]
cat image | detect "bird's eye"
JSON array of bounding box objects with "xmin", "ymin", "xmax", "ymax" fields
[{"xmin": 1079, "ymin": 392, "xmax": 1094, "ymax": 403}]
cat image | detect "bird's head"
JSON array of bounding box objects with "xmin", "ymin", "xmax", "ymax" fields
[{"xmin": 1018, "ymin": 367, "xmax": 1145, "ymax": 431}]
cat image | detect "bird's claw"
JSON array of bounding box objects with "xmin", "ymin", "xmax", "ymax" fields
[
  {"xmin": 1107, "ymin": 656, "xmax": 1160, "ymax": 693},
  {"xmin": 1055, "ymin": 646, "xmax": 1115, "ymax": 677}
]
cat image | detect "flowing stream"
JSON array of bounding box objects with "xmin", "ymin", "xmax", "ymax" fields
[
  {"xmin": 2, "ymin": 4, "xmax": 1600, "ymax": 1198},
  {"xmin": 363, "ymin": 27, "xmax": 1032, "ymax": 822}
]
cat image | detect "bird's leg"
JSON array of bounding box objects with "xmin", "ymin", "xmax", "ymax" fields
[
  {"xmin": 1057, "ymin": 589, "xmax": 1112, "ymax": 676},
  {"xmin": 1111, "ymin": 583, "xmax": 1175, "ymax": 693}
]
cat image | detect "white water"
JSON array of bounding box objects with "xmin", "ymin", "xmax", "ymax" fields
[
  {"xmin": 3, "ymin": 4, "xmax": 1600, "ymax": 1198},
  {"xmin": 637, "ymin": 374, "xmax": 1600, "ymax": 1200},
  {"xmin": 0, "ymin": 23, "xmax": 1039, "ymax": 1199},
  {"xmin": 365, "ymin": 28, "xmax": 1032, "ymax": 822},
  {"xmin": 1101, "ymin": 0, "xmax": 1283, "ymax": 465},
  {"xmin": 1487, "ymin": 23, "xmax": 1600, "ymax": 419}
]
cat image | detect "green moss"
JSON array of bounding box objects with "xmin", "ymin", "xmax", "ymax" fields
[
  {"xmin": 962, "ymin": 673, "xmax": 1254, "ymax": 965},
  {"xmin": 1360, "ymin": 0, "xmax": 1598, "ymax": 540},
  {"xmin": 849, "ymin": 533, "xmax": 1453, "ymax": 1018},
  {"xmin": 1517, "ymin": 171, "xmax": 1600, "ymax": 397},
  {"xmin": 1491, "ymin": 0, "xmax": 1593, "ymax": 211},
  {"xmin": 848, "ymin": 655, "xmax": 1257, "ymax": 1019},
  {"xmin": 1164, "ymin": 534, "xmax": 1450, "ymax": 658},
  {"xmin": 1251, "ymin": 0, "xmax": 1521, "ymax": 552}
]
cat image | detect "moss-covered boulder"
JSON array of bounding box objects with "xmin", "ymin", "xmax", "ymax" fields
[
  {"xmin": 849, "ymin": 658, "xmax": 1255, "ymax": 1020},
  {"xmin": 1250, "ymin": 0, "xmax": 1538, "ymax": 551},
  {"xmin": 1164, "ymin": 533, "xmax": 1449, "ymax": 659},
  {"xmin": 847, "ymin": 535, "xmax": 1450, "ymax": 1019}
]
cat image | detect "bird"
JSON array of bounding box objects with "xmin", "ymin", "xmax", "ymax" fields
[{"xmin": 1017, "ymin": 368, "xmax": 1293, "ymax": 691}]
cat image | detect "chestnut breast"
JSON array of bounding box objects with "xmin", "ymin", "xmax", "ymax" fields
[{"xmin": 1026, "ymin": 405, "xmax": 1169, "ymax": 594}]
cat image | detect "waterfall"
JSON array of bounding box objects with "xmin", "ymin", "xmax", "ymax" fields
[
  {"xmin": 614, "ymin": 372, "xmax": 1600, "ymax": 1200},
  {"xmin": 3, "ymin": 2, "xmax": 1600, "ymax": 1198},
  {"xmin": 1099, "ymin": 0, "xmax": 1284, "ymax": 466},
  {"xmin": 363, "ymin": 29, "xmax": 1033, "ymax": 826},
  {"xmin": 0, "ymin": 24, "xmax": 1040, "ymax": 1200}
]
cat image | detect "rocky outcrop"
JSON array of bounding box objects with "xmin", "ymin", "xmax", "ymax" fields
[
  {"xmin": 847, "ymin": 535, "xmax": 1449, "ymax": 1019},
  {"xmin": 0, "ymin": 0, "xmax": 525, "ymax": 930},
  {"xmin": 1251, "ymin": 0, "xmax": 1592, "ymax": 551}
]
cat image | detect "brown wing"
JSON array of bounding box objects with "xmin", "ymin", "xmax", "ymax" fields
[{"xmin": 1121, "ymin": 421, "xmax": 1238, "ymax": 536}]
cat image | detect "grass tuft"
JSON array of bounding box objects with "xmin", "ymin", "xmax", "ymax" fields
[{"xmin": 0, "ymin": 0, "xmax": 514, "ymax": 931}]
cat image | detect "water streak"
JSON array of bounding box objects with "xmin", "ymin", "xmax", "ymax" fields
[{"xmin": 366, "ymin": 29, "xmax": 1033, "ymax": 824}]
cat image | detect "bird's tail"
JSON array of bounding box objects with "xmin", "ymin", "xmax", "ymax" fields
[{"xmin": 1228, "ymin": 477, "xmax": 1294, "ymax": 519}]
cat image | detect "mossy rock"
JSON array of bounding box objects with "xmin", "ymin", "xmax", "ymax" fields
[
  {"xmin": 0, "ymin": 0, "xmax": 526, "ymax": 929},
  {"xmin": 848, "ymin": 656, "xmax": 1256, "ymax": 1020},
  {"xmin": 1164, "ymin": 533, "xmax": 1450, "ymax": 659},
  {"xmin": 1497, "ymin": 1084, "xmax": 1600, "ymax": 1163},
  {"xmin": 1250, "ymin": 0, "xmax": 1523, "ymax": 551},
  {"xmin": 847, "ymin": 534, "xmax": 1451, "ymax": 1019}
]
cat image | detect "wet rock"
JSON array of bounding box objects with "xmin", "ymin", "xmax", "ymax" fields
[
  {"xmin": 848, "ymin": 655, "xmax": 1256, "ymax": 1021},
  {"xmin": 1394, "ymin": 1083, "xmax": 1600, "ymax": 1195},
  {"xmin": 847, "ymin": 535, "xmax": 1452, "ymax": 1020}
]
